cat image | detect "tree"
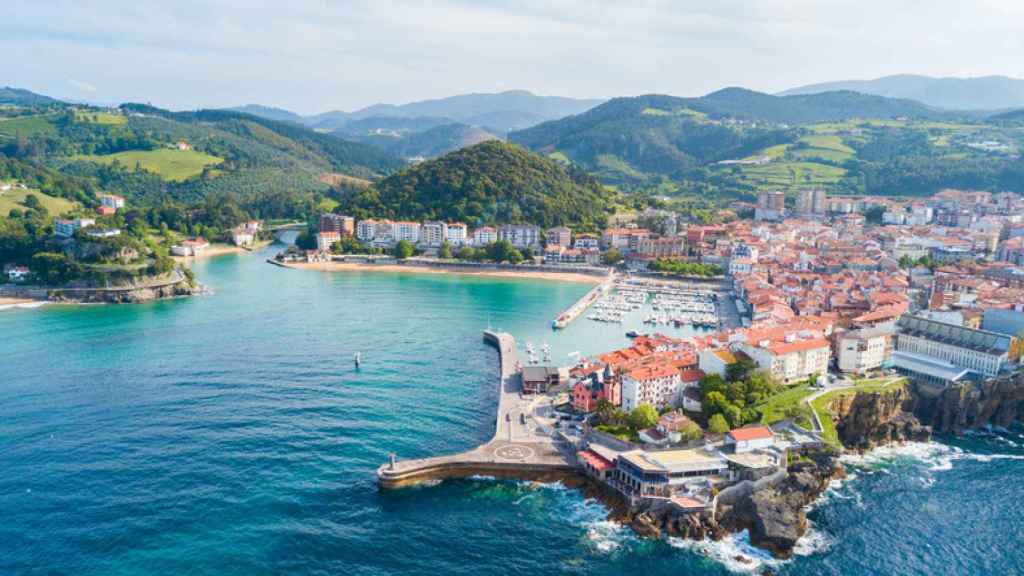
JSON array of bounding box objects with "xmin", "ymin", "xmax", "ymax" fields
[
  {"xmin": 393, "ymin": 239, "xmax": 414, "ymax": 259},
  {"xmin": 726, "ymin": 356, "xmax": 757, "ymax": 382},
  {"xmin": 677, "ymin": 420, "xmax": 703, "ymax": 442},
  {"xmin": 31, "ymin": 252, "xmax": 80, "ymax": 285},
  {"xmin": 595, "ymin": 399, "xmax": 616, "ymax": 424},
  {"xmin": 294, "ymin": 229, "xmax": 317, "ymax": 250},
  {"xmin": 22, "ymin": 194, "xmax": 40, "ymax": 210},
  {"xmin": 438, "ymin": 241, "xmax": 452, "ymax": 259},
  {"xmin": 708, "ymin": 414, "xmax": 730, "ymax": 434},
  {"xmin": 629, "ymin": 404, "xmax": 659, "ymax": 430},
  {"xmin": 457, "ymin": 246, "xmax": 478, "ymax": 260},
  {"xmin": 602, "ymin": 248, "xmax": 623, "ymax": 266}
]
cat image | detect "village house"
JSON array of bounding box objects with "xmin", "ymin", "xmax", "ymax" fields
[
  {"xmin": 4, "ymin": 264, "xmax": 30, "ymax": 282},
  {"xmin": 170, "ymin": 238, "xmax": 210, "ymax": 257}
]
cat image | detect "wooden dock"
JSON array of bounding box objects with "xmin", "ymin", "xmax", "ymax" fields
[{"xmin": 377, "ymin": 330, "xmax": 575, "ymax": 489}]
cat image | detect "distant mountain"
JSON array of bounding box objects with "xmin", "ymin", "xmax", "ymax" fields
[
  {"xmin": 779, "ymin": 74, "xmax": 1024, "ymax": 111},
  {"xmin": 0, "ymin": 86, "xmax": 61, "ymax": 106},
  {"xmin": 990, "ymin": 108, "xmax": 1024, "ymax": 122},
  {"xmin": 337, "ymin": 140, "xmax": 614, "ymax": 230},
  {"xmin": 509, "ymin": 89, "xmax": 941, "ymax": 184},
  {"xmin": 225, "ymin": 104, "xmax": 305, "ymax": 124},
  {"xmin": 227, "ymin": 90, "xmax": 604, "ymax": 135},
  {"xmin": 348, "ymin": 122, "xmax": 499, "ymax": 159}
]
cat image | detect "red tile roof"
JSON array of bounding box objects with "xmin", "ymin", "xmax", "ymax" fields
[{"xmin": 728, "ymin": 426, "xmax": 773, "ymax": 442}]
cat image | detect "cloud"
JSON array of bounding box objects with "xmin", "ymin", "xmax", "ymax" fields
[
  {"xmin": 2, "ymin": 0, "xmax": 1023, "ymax": 113},
  {"xmin": 68, "ymin": 79, "xmax": 97, "ymax": 93}
]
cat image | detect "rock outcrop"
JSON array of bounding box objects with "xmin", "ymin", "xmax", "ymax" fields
[
  {"xmin": 46, "ymin": 269, "xmax": 202, "ymax": 304},
  {"xmin": 718, "ymin": 451, "xmax": 843, "ymax": 559},
  {"xmin": 909, "ymin": 375, "xmax": 1024, "ymax": 433},
  {"xmin": 830, "ymin": 385, "xmax": 931, "ymax": 450}
]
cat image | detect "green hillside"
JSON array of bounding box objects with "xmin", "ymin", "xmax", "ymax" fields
[
  {"xmin": 75, "ymin": 148, "xmax": 223, "ymax": 181},
  {"xmin": 0, "ymin": 187, "xmax": 78, "ymax": 217},
  {"xmin": 512, "ymin": 90, "xmax": 1024, "ymax": 198},
  {"xmin": 338, "ymin": 140, "xmax": 616, "ymax": 230}
]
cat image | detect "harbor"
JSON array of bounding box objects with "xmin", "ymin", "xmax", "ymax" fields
[
  {"xmin": 580, "ymin": 277, "xmax": 727, "ymax": 332},
  {"xmin": 376, "ymin": 331, "xmax": 575, "ymax": 488}
]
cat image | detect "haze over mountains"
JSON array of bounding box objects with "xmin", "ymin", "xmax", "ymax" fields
[{"xmin": 779, "ymin": 74, "xmax": 1024, "ymax": 111}]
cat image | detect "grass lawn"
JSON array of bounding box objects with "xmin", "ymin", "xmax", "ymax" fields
[
  {"xmin": 0, "ymin": 114, "xmax": 58, "ymax": 139},
  {"xmin": 74, "ymin": 111, "xmax": 126, "ymax": 125},
  {"xmin": 75, "ymin": 148, "xmax": 223, "ymax": 182},
  {"xmin": 728, "ymin": 160, "xmax": 847, "ymax": 191},
  {"xmin": 594, "ymin": 424, "xmax": 639, "ymax": 443},
  {"xmin": 0, "ymin": 188, "xmax": 78, "ymax": 217},
  {"xmin": 810, "ymin": 377, "xmax": 907, "ymax": 446},
  {"xmin": 547, "ymin": 151, "xmax": 571, "ymax": 164},
  {"xmin": 757, "ymin": 383, "xmax": 814, "ymax": 426},
  {"xmin": 318, "ymin": 197, "xmax": 340, "ymax": 213}
]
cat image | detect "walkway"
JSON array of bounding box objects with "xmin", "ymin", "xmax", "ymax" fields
[{"xmin": 377, "ymin": 331, "xmax": 574, "ymax": 488}]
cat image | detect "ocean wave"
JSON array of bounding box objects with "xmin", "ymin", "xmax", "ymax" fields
[
  {"xmin": 841, "ymin": 440, "xmax": 1024, "ymax": 474},
  {"xmin": 466, "ymin": 474, "xmax": 496, "ymax": 482},
  {"xmin": 585, "ymin": 520, "xmax": 632, "ymax": 554}
]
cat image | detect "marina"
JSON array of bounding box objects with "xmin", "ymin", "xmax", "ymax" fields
[{"xmin": 584, "ymin": 278, "xmax": 723, "ymax": 330}]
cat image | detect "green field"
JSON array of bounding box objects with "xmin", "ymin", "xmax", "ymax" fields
[
  {"xmin": 76, "ymin": 149, "xmax": 224, "ymax": 182},
  {"xmin": 757, "ymin": 383, "xmax": 815, "ymax": 427},
  {"xmin": 0, "ymin": 187, "xmax": 78, "ymax": 217},
  {"xmin": 727, "ymin": 160, "xmax": 847, "ymax": 191},
  {"xmin": 0, "ymin": 114, "xmax": 58, "ymax": 139},
  {"xmin": 74, "ymin": 111, "xmax": 126, "ymax": 125}
]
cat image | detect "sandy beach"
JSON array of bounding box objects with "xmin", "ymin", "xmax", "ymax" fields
[
  {"xmin": 0, "ymin": 296, "xmax": 38, "ymax": 306},
  {"xmin": 173, "ymin": 241, "xmax": 271, "ymax": 262},
  {"xmin": 284, "ymin": 260, "xmax": 604, "ymax": 284}
]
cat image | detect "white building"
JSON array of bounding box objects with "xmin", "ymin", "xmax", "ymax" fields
[
  {"xmin": 621, "ymin": 364, "xmax": 684, "ymax": 411},
  {"xmin": 317, "ymin": 231, "xmax": 341, "ymax": 252},
  {"xmin": 737, "ymin": 334, "xmax": 831, "ymax": 383},
  {"xmin": 837, "ymin": 326, "xmax": 894, "ymax": 374},
  {"xmin": 394, "ymin": 221, "xmax": 421, "ymax": 244},
  {"xmin": 446, "ymin": 223, "xmax": 468, "ymax": 246},
  {"xmin": 725, "ymin": 425, "xmax": 774, "ymax": 454},
  {"xmin": 472, "ymin": 226, "xmax": 497, "ymax": 246},
  {"xmin": 894, "ymin": 315, "xmax": 1012, "ymax": 380},
  {"xmin": 356, "ymin": 220, "xmax": 378, "ymax": 242},
  {"xmin": 4, "ymin": 264, "xmax": 29, "ymax": 282},
  {"xmin": 98, "ymin": 194, "xmax": 125, "ymax": 210},
  {"xmin": 170, "ymin": 238, "xmax": 210, "ymax": 257}
]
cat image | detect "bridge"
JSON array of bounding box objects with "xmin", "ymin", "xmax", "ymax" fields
[
  {"xmin": 377, "ymin": 331, "xmax": 576, "ymax": 489},
  {"xmin": 265, "ymin": 221, "xmax": 306, "ymax": 241}
]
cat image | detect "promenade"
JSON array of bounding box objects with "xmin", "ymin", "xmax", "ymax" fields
[{"xmin": 377, "ymin": 331, "xmax": 575, "ymax": 488}]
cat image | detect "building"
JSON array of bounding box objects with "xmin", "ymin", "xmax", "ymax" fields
[
  {"xmin": 320, "ymin": 214, "xmax": 355, "ymax": 236},
  {"xmin": 893, "ymin": 315, "xmax": 1013, "ymax": 382},
  {"xmin": 522, "ymin": 366, "xmax": 561, "ymax": 394},
  {"xmin": 621, "ymin": 364, "xmax": 684, "ymax": 411},
  {"xmin": 795, "ymin": 188, "xmax": 827, "ymax": 215},
  {"xmin": 733, "ymin": 327, "xmax": 832, "ymax": 383},
  {"xmin": 698, "ymin": 349, "xmax": 744, "ymax": 379},
  {"xmin": 546, "ymin": 226, "xmax": 572, "ymax": 247},
  {"xmin": 4, "ymin": 264, "xmax": 29, "ymax": 282},
  {"xmin": 471, "ymin": 226, "xmax": 497, "ymax": 246},
  {"xmin": 393, "ymin": 221, "xmax": 421, "ymax": 244},
  {"xmin": 602, "ymin": 228, "xmax": 650, "ymax": 253},
  {"xmin": 317, "ymin": 231, "xmax": 341, "ymax": 252},
  {"xmin": 614, "ymin": 448, "xmax": 731, "ymax": 498},
  {"xmin": 356, "ymin": 219, "xmax": 377, "ymax": 242},
  {"xmin": 636, "ymin": 236, "xmax": 687, "ymax": 259},
  {"xmin": 446, "ymin": 223, "xmax": 468, "ymax": 246},
  {"xmin": 98, "ymin": 194, "xmax": 125, "ymax": 211},
  {"xmin": 574, "ymin": 234, "xmax": 600, "ymax": 250},
  {"xmin": 176, "ymin": 140, "xmax": 192, "ymax": 151},
  {"xmin": 756, "ymin": 191, "xmax": 786, "ymax": 221},
  {"xmin": 498, "ymin": 224, "xmax": 541, "ymax": 250},
  {"xmin": 85, "ymin": 228, "xmax": 121, "ymax": 238},
  {"xmin": 571, "ymin": 366, "xmax": 620, "ymax": 413},
  {"xmin": 53, "ymin": 218, "xmax": 96, "ymax": 238},
  {"xmin": 420, "ymin": 221, "xmax": 446, "ymax": 247},
  {"xmin": 96, "ymin": 205, "xmax": 116, "ymax": 216},
  {"xmin": 724, "ymin": 425, "xmax": 774, "ymax": 453},
  {"xmin": 170, "ymin": 238, "xmax": 210, "ymax": 257},
  {"xmin": 836, "ymin": 326, "xmax": 894, "ymax": 374}
]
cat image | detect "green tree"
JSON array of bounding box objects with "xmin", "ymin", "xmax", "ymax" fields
[
  {"xmin": 708, "ymin": 414, "xmax": 730, "ymax": 434},
  {"xmin": 457, "ymin": 246, "xmax": 478, "ymax": 260},
  {"xmin": 595, "ymin": 399, "xmax": 616, "ymax": 424},
  {"xmin": 30, "ymin": 252, "xmax": 80, "ymax": 285},
  {"xmin": 602, "ymin": 248, "xmax": 623, "ymax": 265},
  {"xmin": 629, "ymin": 404, "xmax": 659, "ymax": 430},
  {"xmin": 393, "ymin": 239, "xmax": 414, "ymax": 259},
  {"xmin": 294, "ymin": 229, "xmax": 317, "ymax": 250},
  {"xmin": 677, "ymin": 420, "xmax": 703, "ymax": 442},
  {"xmin": 22, "ymin": 194, "xmax": 40, "ymax": 210},
  {"xmin": 438, "ymin": 241, "xmax": 452, "ymax": 259},
  {"xmin": 726, "ymin": 356, "xmax": 757, "ymax": 382}
]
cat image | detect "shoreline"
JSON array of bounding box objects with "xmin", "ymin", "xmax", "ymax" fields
[
  {"xmin": 172, "ymin": 240, "xmax": 271, "ymax": 263},
  {"xmin": 283, "ymin": 260, "xmax": 604, "ymax": 284}
]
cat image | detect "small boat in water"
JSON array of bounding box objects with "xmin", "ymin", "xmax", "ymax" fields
[
  {"xmin": 354, "ymin": 352, "xmax": 362, "ymax": 368},
  {"xmin": 626, "ymin": 330, "xmax": 640, "ymax": 338}
]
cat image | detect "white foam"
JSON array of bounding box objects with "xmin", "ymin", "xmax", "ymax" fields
[
  {"xmin": 467, "ymin": 474, "xmax": 496, "ymax": 482},
  {"xmin": 668, "ymin": 530, "xmax": 784, "ymax": 573},
  {"xmin": 585, "ymin": 520, "xmax": 631, "ymax": 554}
]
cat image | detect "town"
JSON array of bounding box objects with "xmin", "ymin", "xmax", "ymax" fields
[{"xmin": 377, "ymin": 185, "xmax": 1024, "ymax": 552}]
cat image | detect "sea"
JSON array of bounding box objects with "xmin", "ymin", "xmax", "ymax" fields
[{"xmin": 1, "ymin": 242, "xmax": 1022, "ymax": 575}]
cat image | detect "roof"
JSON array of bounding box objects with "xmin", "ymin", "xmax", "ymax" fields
[
  {"xmin": 897, "ymin": 315, "xmax": 1012, "ymax": 355},
  {"xmin": 891, "ymin": 350, "xmax": 972, "ymax": 382},
  {"xmin": 577, "ymin": 450, "xmax": 615, "ymax": 472},
  {"xmin": 727, "ymin": 425, "xmax": 774, "ymax": 442},
  {"xmin": 522, "ymin": 366, "xmax": 560, "ymax": 381}
]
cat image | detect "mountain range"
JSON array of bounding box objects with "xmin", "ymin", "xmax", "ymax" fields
[{"xmin": 779, "ymin": 74, "xmax": 1024, "ymax": 111}]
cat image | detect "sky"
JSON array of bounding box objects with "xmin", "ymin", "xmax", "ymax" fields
[{"xmin": 4, "ymin": 0, "xmax": 1024, "ymax": 114}]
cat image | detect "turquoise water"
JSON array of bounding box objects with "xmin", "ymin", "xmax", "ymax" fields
[{"xmin": 1, "ymin": 245, "xmax": 1022, "ymax": 575}]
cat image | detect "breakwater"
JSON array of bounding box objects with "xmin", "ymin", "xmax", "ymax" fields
[{"xmin": 377, "ymin": 330, "xmax": 575, "ymax": 488}]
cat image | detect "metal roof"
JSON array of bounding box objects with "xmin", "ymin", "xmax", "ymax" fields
[{"xmin": 897, "ymin": 315, "xmax": 1011, "ymax": 355}]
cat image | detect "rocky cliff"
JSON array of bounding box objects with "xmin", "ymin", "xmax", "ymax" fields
[
  {"xmin": 830, "ymin": 385, "xmax": 931, "ymax": 450},
  {"xmin": 617, "ymin": 451, "xmax": 843, "ymax": 559},
  {"xmin": 46, "ymin": 269, "xmax": 202, "ymax": 304},
  {"xmin": 909, "ymin": 375, "xmax": 1024, "ymax": 433}
]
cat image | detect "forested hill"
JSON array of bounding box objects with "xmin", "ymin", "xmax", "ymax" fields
[
  {"xmin": 510, "ymin": 90, "xmax": 1024, "ymax": 197},
  {"xmin": 337, "ymin": 140, "xmax": 616, "ymax": 230}
]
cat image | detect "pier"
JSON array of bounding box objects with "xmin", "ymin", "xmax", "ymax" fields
[
  {"xmin": 552, "ymin": 274, "xmax": 614, "ymax": 329},
  {"xmin": 377, "ymin": 331, "xmax": 575, "ymax": 489}
]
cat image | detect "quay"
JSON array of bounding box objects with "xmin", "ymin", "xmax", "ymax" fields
[
  {"xmin": 377, "ymin": 330, "xmax": 575, "ymax": 489},
  {"xmin": 552, "ymin": 274, "xmax": 615, "ymax": 329}
]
